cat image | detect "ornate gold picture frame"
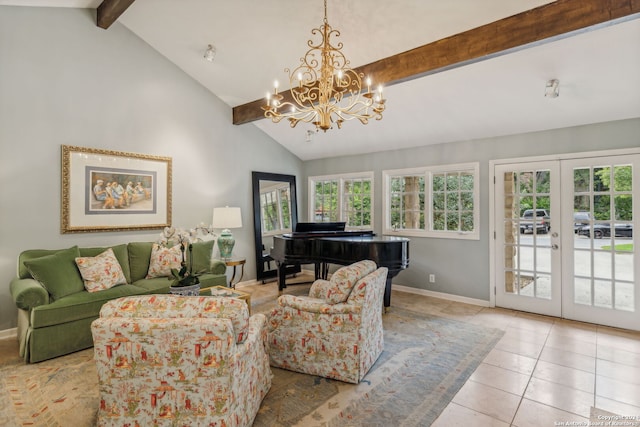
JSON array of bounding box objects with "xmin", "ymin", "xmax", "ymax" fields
[{"xmin": 61, "ymin": 145, "xmax": 172, "ymax": 233}]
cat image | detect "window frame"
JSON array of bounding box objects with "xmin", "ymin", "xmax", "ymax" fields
[
  {"xmin": 382, "ymin": 162, "xmax": 480, "ymax": 240},
  {"xmin": 308, "ymin": 171, "xmax": 374, "ymax": 230}
]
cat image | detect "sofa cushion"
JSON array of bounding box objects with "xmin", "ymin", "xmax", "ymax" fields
[
  {"xmin": 189, "ymin": 239, "xmax": 215, "ymax": 274},
  {"xmin": 146, "ymin": 243, "xmax": 182, "ymax": 278},
  {"xmin": 79, "ymin": 244, "xmax": 131, "ymax": 284},
  {"xmin": 23, "ymin": 246, "xmax": 85, "ymax": 301},
  {"xmin": 322, "ymin": 260, "xmax": 378, "ymax": 304},
  {"xmin": 131, "ymin": 276, "xmax": 173, "ymax": 294},
  {"xmin": 18, "ymin": 248, "xmax": 68, "ymax": 280},
  {"xmin": 128, "ymin": 242, "xmax": 153, "ymax": 283},
  {"xmin": 75, "ymin": 248, "xmax": 127, "ymax": 292},
  {"xmin": 30, "ymin": 284, "xmax": 148, "ymax": 329}
]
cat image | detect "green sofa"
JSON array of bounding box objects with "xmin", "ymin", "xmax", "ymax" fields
[{"xmin": 9, "ymin": 241, "xmax": 228, "ymax": 363}]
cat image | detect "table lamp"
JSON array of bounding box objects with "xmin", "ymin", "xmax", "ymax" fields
[{"xmin": 212, "ymin": 206, "xmax": 242, "ymax": 259}]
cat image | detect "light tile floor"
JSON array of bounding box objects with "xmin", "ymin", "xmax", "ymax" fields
[{"xmin": 386, "ymin": 291, "xmax": 640, "ymax": 427}]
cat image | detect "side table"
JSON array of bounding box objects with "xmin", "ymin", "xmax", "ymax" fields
[{"xmin": 223, "ymin": 257, "xmax": 246, "ymax": 288}]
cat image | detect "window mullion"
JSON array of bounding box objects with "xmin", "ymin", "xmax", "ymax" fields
[
  {"xmin": 338, "ymin": 178, "xmax": 345, "ymax": 223},
  {"xmin": 427, "ymin": 171, "xmax": 433, "ymax": 232}
]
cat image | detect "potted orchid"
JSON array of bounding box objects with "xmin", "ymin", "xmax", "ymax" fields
[{"xmin": 158, "ymin": 227, "xmax": 202, "ymax": 295}]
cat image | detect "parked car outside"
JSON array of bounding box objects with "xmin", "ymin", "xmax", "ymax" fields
[
  {"xmin": 519, "ymin": 209, "xmax": 551, "ymax": 234},
  {"xmin": 573, "ymin": 211, "xmax": 591, "ymax": 233},
  {"xmin": 577, "ymin": 223, "xmax": 633, "ymax": 239}
]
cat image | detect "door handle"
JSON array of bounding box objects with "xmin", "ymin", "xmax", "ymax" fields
[
  {"xmin": 552, "ymin": 244, "xmax": 559, "ymax": 250},
  {"xmin": 552, "ymin": 232, "xmax": 559, "ymax": 238}
]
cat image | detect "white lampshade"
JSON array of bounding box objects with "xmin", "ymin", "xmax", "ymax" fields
[{"xmin": 212, "ymin": 206, "xmax": 242, "ymax": 229}]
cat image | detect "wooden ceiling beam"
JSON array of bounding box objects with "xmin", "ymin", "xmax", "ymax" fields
[
  {"xmin": 97, "ymin": 0, "xmax": 136, "ymax": 29},
  {"xmin": 232, "ymin": 0, "xmax": 640, "ymax": 125}
]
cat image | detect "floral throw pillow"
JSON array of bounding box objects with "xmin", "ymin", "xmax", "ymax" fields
[
  {"xmin": 146, "ymin": 243, "xmax": 182, "ymax": 279},
  {"xmin": 75, "ymin": 248, "xmax": 127, "ymax": 292}
]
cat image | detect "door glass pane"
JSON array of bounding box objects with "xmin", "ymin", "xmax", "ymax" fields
[
  {"xmin": 520, "ymin": 246, "xmax": 534, "ymax": 271},
  {"xmin": 594, "ymin": 167, "xmax": 610, "ymax": 192},
  {"xmin": 519, "ymin": 273, "xmax": 535, "ymax": 297},
  {"xmin": 574, "ymin": 196, "xmax": 590, "ymax": 213},
  {"xmin": 594, "ymin": 280, "xmax": 613, "ymax": 309},
  {"xmin": 614, "ymin": 165, "xmax": 632, "ymax": 192},
  {"xmin": 536, "ymin": 247, "xmax": 551, "ymax": 274},
  {"xmin": 504, "ymin": 271, "xmax": 517, "ymax": 294},
  {"xmin": 615, "ymin": 282, "xmax": 634, "ymax": 312},
  {"xmin": 536, "ymin": 170, "xmax": 551, "ymax": 193},
  {"xmin": 594, "ymin": 251, "xmax": 613, "ymax": 280},
  {"xmin": 574, "ymin": 277, "xmax": 591, "ymax": 305},
  {"xmin": 504, "ymin": 271, "xmax": 514, "ymax": 294},
  {"xmin": 574, "ymin": 168, "xmax": 590, "ymax": 192},
  {"xmin": 614, "ymin": 195, "xmax": 632, "ymax": 221},
  {"xmin": 574, "ymin": 250, "xmax": 591, "ymax": 278},
  {"xmin": 615, "ymin": 252, "xmax": 634, "ymax": 282},
  {"xmin": 594, "ymin": 195, "xmax": 611, "ymax": 220},
  {"xmin": 535, "ymin": 274, "xmax": 551, "ymax": 300},
  {"xmin": 518, "ymin": 172, "xmax": 534, "ymax": 194}
]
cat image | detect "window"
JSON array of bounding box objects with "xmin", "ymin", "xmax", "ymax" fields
[
  {"xmin": 309, "ymin": 172, "xmax": 373, "ymax": 229},
  {"xmin": 383, "ymin": 163, "xmax": 479, "ymax": 239},
  {"xmin": 260, "ymin": 182, "xmax": 292, "ymax": 235}
]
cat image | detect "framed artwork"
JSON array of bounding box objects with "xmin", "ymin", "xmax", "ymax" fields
[{"xmin": 61, "ymin": 145, "xmax": 172, "ymax": 233}]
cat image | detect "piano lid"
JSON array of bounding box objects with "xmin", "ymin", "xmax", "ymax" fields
[
  {"xmin": 295, "ymin": 222, "xmax": 345, "ymax": 232},
  {"xmin": 320, "ymin": 235, "xmax": 408, "ymax": 243}
]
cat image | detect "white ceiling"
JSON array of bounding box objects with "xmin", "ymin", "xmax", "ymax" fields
[{"xmin": 4, "ymin": 0, "xmax": 640, "ymax": 160}]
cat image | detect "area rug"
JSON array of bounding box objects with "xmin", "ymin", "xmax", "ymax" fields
[
  {"xmin": 254, "ymin": 308, "xmax": 504, "ymax": 427},
  {"xmin": 0, "ymin": 348, "xmax": 98, "ymax": 426}
]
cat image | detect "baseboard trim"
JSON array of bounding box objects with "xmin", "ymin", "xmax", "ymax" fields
[
  {"xmin": 234, "ymin": 275, "xmax": 491, "ymax": 308},
  {"xmin": 393, "ymin": 284, "xmax": 491, "ymax": 307},
  {"xmin": 0, "ymin": 328, "xmax": 17, "ymax": 340}
]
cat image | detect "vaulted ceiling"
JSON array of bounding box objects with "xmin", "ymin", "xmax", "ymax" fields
[{"xmin": 4, "ymin": 0, "xmax": 640, "ymax": 160}]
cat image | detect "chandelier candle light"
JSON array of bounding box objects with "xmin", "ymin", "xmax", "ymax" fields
[
  {"xmin": 263, "ymin": 0, "xmax": 386, "ymax": 132},
  {"xmin": 212, "ymin": 206, "xmax": 243, "ymax": 260}
]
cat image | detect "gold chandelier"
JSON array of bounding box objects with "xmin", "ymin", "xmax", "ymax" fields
[{"xmin": 263, "ymin": 0, "xmax": 386, "ymax": 132}]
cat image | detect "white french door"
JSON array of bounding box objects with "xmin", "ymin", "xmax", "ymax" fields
[
  {"xmin": 495, "ymin": 161, "xmax": 562, "ymax": 317},
  {"xmin": 494, "ymin": 154, "xmax": 640, "ymax": 331},
  {"xmin": 560, "ymin": 155, "xmax": 640, "ymax": 330}
]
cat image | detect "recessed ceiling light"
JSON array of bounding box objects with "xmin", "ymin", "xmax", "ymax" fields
[
  {"xmin": 204, "ymin": 44, "xmax": 216, "ymax": 62},
  {"xmin": 545, "ymin": 79, "xmax": 559, "ymax": 98}
]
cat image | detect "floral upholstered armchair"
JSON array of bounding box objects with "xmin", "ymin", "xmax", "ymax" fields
[
  {"xmin": 267, "ymin": 260, "xmax": 388, "ymax": 384},
  {"xmin": 91, "ymin": 295, "xmax": 271, "ymax": 427}
]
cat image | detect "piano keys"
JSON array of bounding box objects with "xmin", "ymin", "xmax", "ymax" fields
[{"xmin": 270, "ymin": 228, "xmax": 409, "ymax": 308}]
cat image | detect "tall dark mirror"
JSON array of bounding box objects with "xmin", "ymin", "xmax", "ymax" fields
[{"xmin": 252, "ymin": 171, "xmax": 299, "ymax": 282}]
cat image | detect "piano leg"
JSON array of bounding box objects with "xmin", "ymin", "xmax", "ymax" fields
[
  {"xmin": 384, "ymin": 276, "xmax": 392, "ymax": 311},
  {"xmin": 276, "ymin": 262, "xmax": 288, "ymax": 293}
]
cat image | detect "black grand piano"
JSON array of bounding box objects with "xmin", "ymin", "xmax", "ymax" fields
[{"xmin": 270, "ymin": 222, "xmax": 409, "ymax": 308}]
